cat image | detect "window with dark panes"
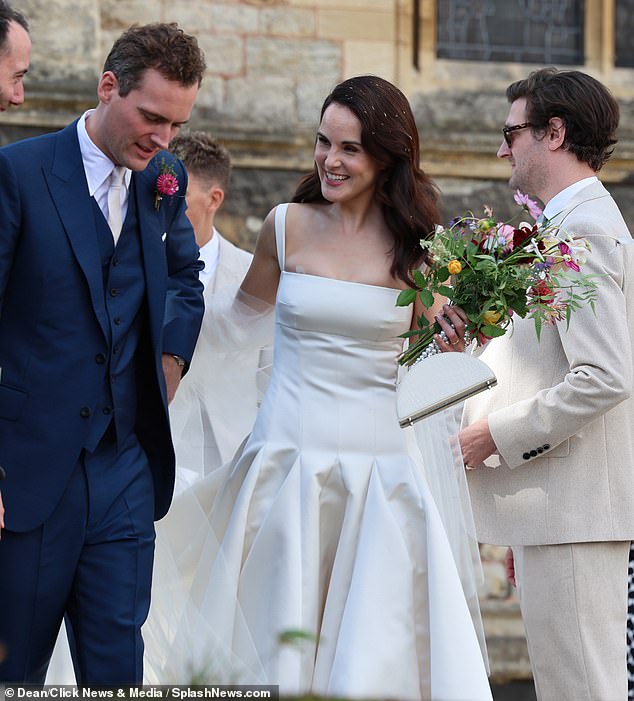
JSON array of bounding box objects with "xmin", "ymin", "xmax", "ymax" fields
[
  {"xmin": 615, "ymin": 0, "xmax": 634, "ymax": 67},
  {"xmin": 436, "ymin": 0, "xmax": 584, "ymax": 64}
]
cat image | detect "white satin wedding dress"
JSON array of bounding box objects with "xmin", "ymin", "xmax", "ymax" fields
[{"xmin": 144, "ymin": 204, "xmax": 491, "ymax": 701}]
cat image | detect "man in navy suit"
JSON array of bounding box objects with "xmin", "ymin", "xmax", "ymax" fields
[{"xmin": 0, "ymin": 23, "xmax": 206, "ymax": 684}]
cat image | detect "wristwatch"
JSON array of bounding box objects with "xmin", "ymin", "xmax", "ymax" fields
[{"xmin": 169, "ymin": 354, "xmax": 186, "ymax": 368}]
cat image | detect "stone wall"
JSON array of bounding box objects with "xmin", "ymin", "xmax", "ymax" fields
[{"xmin": 5, "ymin": 0, "xmax": 634, "ymax": 686}]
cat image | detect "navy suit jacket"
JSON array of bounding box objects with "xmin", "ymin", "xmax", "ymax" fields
[{"xmin": 0, "ymin": 121, "xmax": 204, "ymax": 531}]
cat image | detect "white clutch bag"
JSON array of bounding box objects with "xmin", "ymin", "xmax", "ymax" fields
[{"xmin": 396, "ymin": 352, "xmax": 497, "ymax": 427}]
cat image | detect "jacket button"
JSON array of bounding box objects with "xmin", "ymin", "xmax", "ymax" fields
[
  {"xmin": 80, "ymin": 407, "xmax": 91, "ymax": 418},
  {"xmin": 523, "ymin": 452, "xmax": 531, "ymax": 460},
  {"xmin": 95, "ymin": 353, "xmax": 106, "ymax": 364},
  {"xmin": 537, "ymin": 447, "xmax": 544, "ymax": 453},
  {"xmin": 543, "ymin": 444, "xmax": 550, "ymax": 450},
  {"xmin": 114, "ymin": 317, "xmax": 122, "ymax": 326},
  {"xmin": 530, "ymin": 449, "xmax": 538, "ymax": 457},
  {"xmin": 110, "ymin": 288, "xmax": 119, "ymax": 297},
  {"xmin": 102, "ymin": 407, "xmax": 112, "ymax": 415}
]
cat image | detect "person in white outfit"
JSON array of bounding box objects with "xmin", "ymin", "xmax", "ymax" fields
[
  {"xmin": 47, "ymin": 132, "xmax": 268, "ymax": 684},
  {"xmin": 461, "ymin": 67, "xmax": 634, "ymax": 701},
  {"xmin": 143, "ymin": 76, "xmax": 492, "ymax": 700},
  {"xmin": 167, "ymin": 131, "xmax": 269, "ymax": 494}
]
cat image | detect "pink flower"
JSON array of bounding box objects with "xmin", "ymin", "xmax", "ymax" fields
[
  {"xmin": 482, "ymin": 223, "xmax": 515, "ymax": 254},
  {"xmin": 156, "ymin": 173, "xmax": 179, "ymax": 196},
  {"xmin": 541, "ymin": 302, "xmax": 568, "ymax": 325},
  {"xmin": 154, "ymin": 160, "xmax": 180, "ymax": 211},
  {"xmin": 514, "ymin": 190, "xmax": 543, "ymax": 222},
  {"xmin": 558, "ymin": 242, "xmax": 581, "ymax": 272}
]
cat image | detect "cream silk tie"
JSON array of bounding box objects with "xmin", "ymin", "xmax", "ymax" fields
[{"xmin": 107, "ymin": 166, "xmax": 126, "ymax": 244}]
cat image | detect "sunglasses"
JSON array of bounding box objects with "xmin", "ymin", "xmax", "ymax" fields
[{"xmin": 502, "ymin": 122, "xmax": 533, "ymax": 148}]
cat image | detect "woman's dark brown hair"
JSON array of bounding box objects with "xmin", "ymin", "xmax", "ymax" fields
[{"xmin": 293, "ymin": 75, "xmax": 439, "ymax": 286}]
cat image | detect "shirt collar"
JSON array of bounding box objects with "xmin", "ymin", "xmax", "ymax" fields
[
  {"xmin": 200, "ymin": 229, "xmax": 220, "ymax": 266},
  {"xmin": 543, "ymin": 176, "xmax": 598, "ymax": 222},
  {"xmin": 77, "ymin": 109, "xmax": 132, "ymax": 196}
]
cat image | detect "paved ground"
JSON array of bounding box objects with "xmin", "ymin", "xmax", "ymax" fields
[{"xmin": 491, "ymin": 681, "xmax": 537, "ymax": 700}]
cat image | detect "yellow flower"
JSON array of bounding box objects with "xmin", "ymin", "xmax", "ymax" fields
[
  {"xmin": 478, "ymin": 218, "xmax": 494, "ymax": 232},
  {"xmin": 447, "ymin": 259, "xmax": 462, "ymax": 275},
  {"xmin": 483, "ymin": 310, "xmax": 502, "ymax": 325}
]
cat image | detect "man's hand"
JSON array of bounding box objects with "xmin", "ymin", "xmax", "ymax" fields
[
  {"xmin": 505, "ymin": 547, "xmax": 516, "ymax": 587},
  {"xmin": 459, "ymin": 417, "xmax": 496, "ymax": 469},
  {"xmin": 162, "ymin": 353, "xmax": 183, "ymax": 404}
]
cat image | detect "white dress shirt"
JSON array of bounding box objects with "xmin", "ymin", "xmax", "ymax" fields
[
  {"xmin": 197, "ymin": 228, "xmax": 220, "ymax": 291},
  {"xmin": 77, "ymin": 109, "xmax": 132, "ymax": 224},
  {"xmin": 542, "ymin": 176, "xmax": 598, "ymax": 222}
]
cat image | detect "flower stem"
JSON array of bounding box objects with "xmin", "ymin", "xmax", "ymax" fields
[{"xmin": 399, "ymin": 321, "xmax": 441, "ymax": 366}]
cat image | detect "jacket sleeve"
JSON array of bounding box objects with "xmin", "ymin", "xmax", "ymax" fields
[
  {"xmin": 160, "ymin": 157, "xmax": 204, "ymax": 367},
  {"xmin": 489, "ymin": 229, "xmax": 632, "ymax": 469}
]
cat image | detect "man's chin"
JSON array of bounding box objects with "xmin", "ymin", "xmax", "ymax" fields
[
  {"xmin": 126, "ymin": 155, "xmax": 156, "ymax": 172},
  {"xmin": 127, "ymin": 145, "xmax": 159, "ymax": 171}
]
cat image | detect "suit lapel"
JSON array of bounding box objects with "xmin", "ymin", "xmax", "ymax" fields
[{"xmin": 43, "ymin": 121, "xmax": 109, "ymax": 341}]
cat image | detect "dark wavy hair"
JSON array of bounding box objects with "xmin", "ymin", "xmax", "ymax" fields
[
  {"xmin": 293, "ymin": 75, "xmax": 439, "ymax": 286},
  {"xmin": 103, "ymin": 23, "xmax": 206, "ymax": 97},
  {"xmin": 506, "ymin": 67, "xmax": 619, "ymax": 171}
]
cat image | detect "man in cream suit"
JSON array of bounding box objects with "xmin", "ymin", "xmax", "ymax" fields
[
  {"xmin": 460, "ymin": 68, "xmax": 634, "ymax": 701},
  {"xmin": 168, "ymin": 131, "xmax": 267, "ymax": 492}
]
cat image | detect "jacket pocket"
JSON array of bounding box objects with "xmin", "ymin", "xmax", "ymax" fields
[{"xmin": 0, "ymin": 383, "xmax": 27, "ymax": 421}]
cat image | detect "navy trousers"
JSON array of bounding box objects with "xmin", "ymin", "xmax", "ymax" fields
[{"xmin": 0, "ymin": 433, "xmax": 155, "ymax": 684}]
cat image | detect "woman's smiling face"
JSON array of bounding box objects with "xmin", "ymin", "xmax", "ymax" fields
[{"xmin": 314, "ymin": 103, "xmax": 381, "ymax": 205}]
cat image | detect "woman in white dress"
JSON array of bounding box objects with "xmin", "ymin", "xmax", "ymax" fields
[{"xmin": 146, "ymin": 75, "xmax": 491, "ymax": 701}]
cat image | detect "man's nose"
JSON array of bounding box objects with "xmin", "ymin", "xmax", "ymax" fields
[
  {"xmin": 11, "ymin": 81, "xmax": 24, "ymax": 106},
  {"xmin": 497, "ymin": 139, "xmax": 510, "ymax": 159},
  {"xmin": 150, "ymin": 123, "xmax": 174, "ymax": 150}
]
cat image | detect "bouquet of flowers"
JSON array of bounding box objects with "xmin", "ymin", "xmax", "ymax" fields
[{"xmin": 397, "ymin": 191, "xmax": 599, "ymax": 366}]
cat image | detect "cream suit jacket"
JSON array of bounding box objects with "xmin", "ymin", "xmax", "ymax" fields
[{"xmin": 465, "ymin": 181, "xmax": 634, "ymax": 546}]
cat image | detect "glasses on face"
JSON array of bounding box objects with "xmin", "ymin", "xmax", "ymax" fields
[{"xmin": 502, "ymin": 122, "xmax": 533, "ymax": 148}]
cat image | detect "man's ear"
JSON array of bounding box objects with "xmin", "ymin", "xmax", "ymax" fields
[
  {"xmin": 208, "ymin": 184, "xmax": 225, "ymax": 214},
  {"xmin": 97, "ymin": 71, "xmax": 120, "ymax": 104},
  {"xmin": 547, "ymin": 117, "xmax": 566, "ymax": 150}
]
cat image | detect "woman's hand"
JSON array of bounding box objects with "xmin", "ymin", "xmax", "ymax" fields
[{"xmin": 434, "ymin": 304, "xmax": 469, "ymax": 352}]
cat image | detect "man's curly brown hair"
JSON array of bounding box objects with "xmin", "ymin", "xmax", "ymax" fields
[{"xmin": 103, "ymin": 22, "xmax": 206, "ymax": 97}]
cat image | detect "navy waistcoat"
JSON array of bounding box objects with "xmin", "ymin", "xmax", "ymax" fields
[{"xmin": 84, "ymin": 183, "xmax": 147, "ymax": 452}]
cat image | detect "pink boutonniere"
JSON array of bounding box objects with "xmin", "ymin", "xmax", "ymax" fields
[{"xmin": 154, "ymin": 159, "xmax": 179, "ymax": 211}]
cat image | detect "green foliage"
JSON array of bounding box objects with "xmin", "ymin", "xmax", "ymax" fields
[{"xmin": 399, "ymin": 197, "xmax": 599, "ymax": 366}]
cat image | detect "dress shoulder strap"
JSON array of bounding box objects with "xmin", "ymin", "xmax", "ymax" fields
[{"xmin": 274, "ymin": 203, "xmax": 289, "ymax": 271}]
